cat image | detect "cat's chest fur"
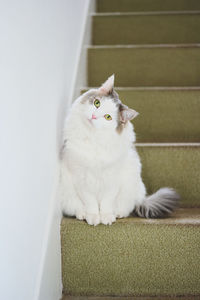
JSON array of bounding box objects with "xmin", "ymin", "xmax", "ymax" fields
[{"xmin": 64, "ymin": 114, "xmax": 135, "ymax": 168}]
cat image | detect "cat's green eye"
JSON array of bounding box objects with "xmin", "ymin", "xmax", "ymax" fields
[
  {"xmin": 94, "ymin": 99, "xmax": 100, "ymax": 108},
  {"xmin": 104, "ymin": 114, "xmax": 112, "ymax": 121}
]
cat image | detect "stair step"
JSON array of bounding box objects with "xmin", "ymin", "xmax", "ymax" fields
[
  {"xmin": 88, "ymin": 45, "xmax": 200, "ymax": 87},
  {"xmin": 81, "ymin": 88, "xmax": 200, "ymax": 143},
  {"xmin": 62, "ymin": 296, "xmax": 198, "ymax": 300},
  {"xmin": 92, "ymin": 12, "xmax": 200, "ymax": 45},
  {"xmin": 97, "ymin": 0, "xmax": 200, "ymax": 13},
  {"xmin": 136, "ymin": 144, "xmax": 200, "ymax": 207},
  {"xmin": 61, "ymin": 208, "xmax": 200, "ymax": 296}
]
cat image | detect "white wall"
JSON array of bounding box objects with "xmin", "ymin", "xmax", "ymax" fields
[{"xmin": 0, "ymin": 1, "xmax": 92, "ymax": 299}]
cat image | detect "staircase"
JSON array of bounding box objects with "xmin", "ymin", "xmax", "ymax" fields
[{"xmin": 61, "ymin": 0, "xmax": 200, "ymax": 299}]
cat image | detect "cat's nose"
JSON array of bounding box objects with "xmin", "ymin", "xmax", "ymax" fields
[{"xmin": 92, "ymin": 114, "xmax": 97, "ymax": 119}]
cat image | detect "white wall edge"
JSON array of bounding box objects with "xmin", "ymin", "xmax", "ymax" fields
[
  {"xmin": 34, "ymin": 1, "xmax": 96, "ymax": 299},
  {"xmin": 68, "ymin": 0, "xmax": 96, "ymax": 107},
  {"xmin": 34, "ymin": 163, "xmax": 62, "ymax": 300}
]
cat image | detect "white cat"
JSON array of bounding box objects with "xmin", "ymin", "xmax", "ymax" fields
[{"xmin": 60, "ymin": 75, "xmax": 179, "ymax": 226}]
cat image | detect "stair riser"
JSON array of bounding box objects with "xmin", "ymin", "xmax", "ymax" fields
[
  {"xmin": 118, "ymin": 89, "xmax": 200, "ymax": 142},
  {"xmin": 61, "ymin": 220, "xmax": 200, "ymax": 296},
  {"xmin": 93, "ymin": 14, "xmax": 200, "ymax": 45},
  {"xmin": 88, "ymin": 47, "xmax": 200, "ymax": 87},
  {"xmin": 138, "ymin": 146, "xmax": 200, "ymax": 207},
  {"xmin": 97, "ymin": 0, "xmax": 200, "ymax": 12},
  {"xmin": 81, "ymin": 89, "xmax": 200, "ymax": 143}
]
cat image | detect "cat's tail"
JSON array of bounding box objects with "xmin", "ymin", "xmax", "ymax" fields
[{"xmin": 134, "ymin": 187, "xmax": 180, "ymax": 218}]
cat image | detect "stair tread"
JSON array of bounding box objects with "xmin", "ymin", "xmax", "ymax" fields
[
  {"xmin": 61, "ymin": 208, "xmax": 200, "ymax": 296},
  {"xmin": 82, "ymin": 86, "xmax": 200, "ymax": 90},
  {"xmin": 62, "ymin": 208, "xmax": 200, "ymax": 227},
  {"xmin": 62, "ymin": 296, "xmax": 199, "ymax": 300},
  {"xmin": 93, "ymin": 11, "xmax": 200, "ymax": 16},
  {"xmin": 89, "ymin": 44, "xmax": 200, "ymax": 48}
]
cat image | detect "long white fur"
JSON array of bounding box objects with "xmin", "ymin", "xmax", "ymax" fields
[{"xmin": 60, "ymin": 76, "xmax": 178, "ymax": 225}]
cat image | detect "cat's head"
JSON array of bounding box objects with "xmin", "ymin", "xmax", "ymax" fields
[{"xmin": 79, "ymin": 75, "xmax": 138, "ymax": 131}]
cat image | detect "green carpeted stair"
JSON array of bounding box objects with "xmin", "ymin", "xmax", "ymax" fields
[
  {"xmin": 137, "ymin": 145, "xmax": 200, "ymax": 207},
  {"xmin": 88, "ymin": 46, "xmax": 200, "ymax": 87},
  {"xmin": 93, "ymin": 12, "xmax": 200, "ymax": 45},
  {"xmin": 97, "ymin": 0, "xmax": 200, "ymax": 13},
  {"xmin": 62, "ymin": 209, "xmax": 200, "ymax": 297},
  {"xmin": 61, "ymin": 0, "xmax": 200, "ymax": 298},
  {"xmin": 62, "ymin": 297, "xmax": 199, "ymax": 300}
]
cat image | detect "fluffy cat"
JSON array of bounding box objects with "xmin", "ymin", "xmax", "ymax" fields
[{"xmin": 60, "ymin": 75, "xmax": 179, "ymax": 226}]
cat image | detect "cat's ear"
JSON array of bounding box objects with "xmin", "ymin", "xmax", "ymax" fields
[
  {"xmin": 119, "ymin": 104, "xmax": 139, "ymax": 123},
  {"xmin": 98, "ymin": 74, "xmax": 115, "ymax": 95}
]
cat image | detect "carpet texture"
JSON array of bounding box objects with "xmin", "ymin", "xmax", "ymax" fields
[
  {"xmin": 137, "ymin": 145, "xmax": 200, "ymax": 207},
  {"xmin": 88, "ymin": 46, "xmax": 200, "ymax": 87},
  {"xmin": 93, "ymin": 13, "xmax": 200, "ymax": 45},
  {"xmin": 61, "ymin": 209, "xmax": 200, "ymax": 296},
  {"xmin": 62, "ymin": 296, "xmax": 200, "ymax": 300},
  {"xmin": 97, "ymin": 0, "xmax": 200, "ymax": 12},
  {"xmin": 82, "ymin": 89, "xmax": 200, "ymax": 143}
]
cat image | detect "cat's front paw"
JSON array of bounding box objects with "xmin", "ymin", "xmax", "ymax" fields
[
  {"xmin": 76, "ymin": 210, "xmax": 86, "ymax": 220},
  {"xmin": 116, "ymin": 210, "xmax": 130, "ymax": 219},
  {"xmin": 100, "ymin": 213, "xmax": 116, "ymax": 225},
  {"xmin": 86, "ymin": 213, "xmax": 100, "ymax": 226}
]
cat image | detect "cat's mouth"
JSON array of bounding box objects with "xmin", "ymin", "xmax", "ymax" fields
[
  {"xmin": 88, "ymin": 114, "xmax": 98, "ymax": 123},
  {"xmin": 88, "ymin": 118, "xmax": 95, "ymax": 125}
]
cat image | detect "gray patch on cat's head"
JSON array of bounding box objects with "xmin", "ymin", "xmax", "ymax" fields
[
  {"xmin": 110, "ymin": 89, "xmax": 120, "ymax": 104},
  {"xmin": 81, "ymin": 74, "xmax": 120, "ymax": 105},
  {"xmin": 116, "ymin": 104, "xmax": 126, "ymax": 134},
  {"xmin": 80, "ymin": 89, "xmax": 99, "ymax": 104},
  {"xmin": 116, "ymin": 103, "xmax": 139, "ymax": 133},
  {"xmin": 80, "ymin": 87, "xmax": 121, "ymax": 106}
]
